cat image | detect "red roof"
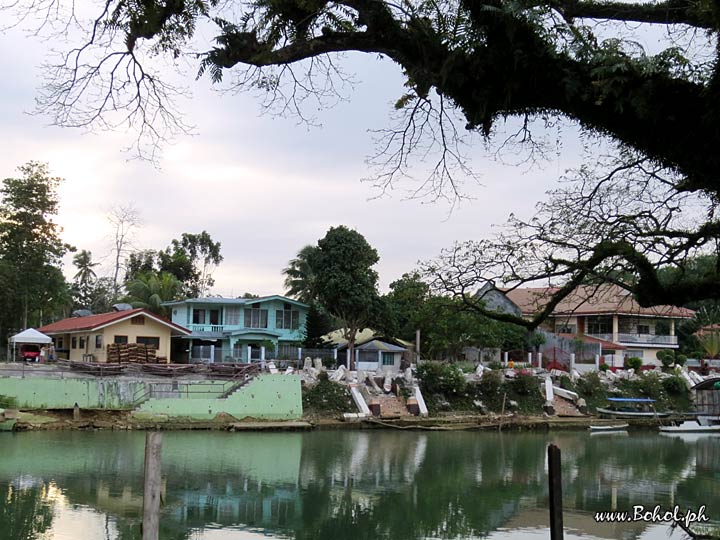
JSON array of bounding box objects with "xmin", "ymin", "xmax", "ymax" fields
[
  {"xmin": 504, "ymin": 284, "xmax": 694, "ymax": 319},
  {"xmin": 38, "ymin": 309, "xmax": 190, "ymax": 335}
]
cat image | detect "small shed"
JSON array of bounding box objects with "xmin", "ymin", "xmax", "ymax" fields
[
  {"xmin": 9, "ymin": 328, "xmax": 52, "ymax": 360},
  {"xmin": 693, "ymin": 377, "xmax": 720, "ymax": 419},
  {"xmin": 338, "ymin": 339, "xmax": 408, "ymax": 373}
]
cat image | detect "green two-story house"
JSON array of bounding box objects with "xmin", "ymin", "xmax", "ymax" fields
[{"xmin": 162, "ymin": 296, "xmax": 309, "ymax": 363}]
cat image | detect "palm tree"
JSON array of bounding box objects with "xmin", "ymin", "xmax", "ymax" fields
[
  {"xmin": 282, "ymin": 245, "xmax": 319, "ymax": 304},
  {"xmin": 72, "ymin": 250, "xmax": 98, "ymax": 286},
  {"xmin": 124, "ymin": 272, "xmax": 183, "ymax": 316}
]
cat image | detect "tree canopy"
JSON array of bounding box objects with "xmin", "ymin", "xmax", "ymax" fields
[{"xmin": 7, "ymin": 0, "xmax": 720, "ymax": 318}]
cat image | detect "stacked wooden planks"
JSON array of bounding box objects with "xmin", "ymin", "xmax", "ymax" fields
[{"xmin": 106, "ymin": 343, "xmax": 160, "ymax": 364}]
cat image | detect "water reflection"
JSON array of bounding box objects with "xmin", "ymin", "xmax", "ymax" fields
[{"xmin": 0, "ymin": 430, "xmax": 717, "ymax": 540}]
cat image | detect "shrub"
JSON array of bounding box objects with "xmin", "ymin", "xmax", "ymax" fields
[
  {"xmin": 488, "ymin": 361, "xmax": 503, "ymax": 370},
  {"xmin": 478, "ymin": 370, "xmax": 503, "ymax": 401},
  {"xmin": 658, "ymin": 351, "xmax": 674, "ymax": 369},
  {"xmin": 599, "ymin": 363, "xmax": 610, "ymax": 372},
  {"xmin": 675, "ymin": 354, "xmax": 687, "ymax": 367},
  {"xmin": 559, "ymin": 375, "xmax": 576, "ymax": 391},
  {"xmin": 663, "ymin": 375, "xmax": 687, "ymax": 396},
  {"xmin": 510, "ymin": 373, "xmax": 540, "ymax": 396},
  {"xmin": 625, "ymin": 357, "xmax": 643, "ymax": 371},
  {"xmin": 302, "ymin": 376, "xmax": 353, "ymax": 415},
  {"xmin": 416, "ymin": 362, "xmax": 467, "ymax": 397},
  {"xmin": 576, "ymin": 372, "xmax": 604, "ymax": 397}
]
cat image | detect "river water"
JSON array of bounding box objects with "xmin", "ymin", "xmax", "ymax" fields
[{"xmin": 0, "ymin": 430, "xmax": 717, "ymax": 540}]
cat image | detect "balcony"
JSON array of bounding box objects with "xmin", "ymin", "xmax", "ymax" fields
[{"xmin": 586, "ymin": 333, "xmax": 678, "ymax": 346}]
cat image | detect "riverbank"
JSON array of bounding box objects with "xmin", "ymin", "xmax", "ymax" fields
[{"xmin": 5, "ymin": 408, "xmax": 678, "ymax": 432}]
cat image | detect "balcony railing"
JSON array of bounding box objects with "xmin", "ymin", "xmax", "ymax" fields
[
  {"xmin": 586, "ymin": 333, "xmax": 678, "ymax": 345},
  {"xmin": 617, "ymin": 333, "xmax": 677, "ymax": 345},
  {"xmin": 189, "ymin": 324, "xmax": 225, "ymax": 333}
]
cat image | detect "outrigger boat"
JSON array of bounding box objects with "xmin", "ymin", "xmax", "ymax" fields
[
  {"xmin": 659, "ymin": 420, "xmax": 720, "ymax": 433},
  {"xmin": 589, "ymin": 423, "xmax": 629, "ymax": 432},
  {"xmin": 596, "ymin": 397, "xmax": 670, "ymax": 419}
]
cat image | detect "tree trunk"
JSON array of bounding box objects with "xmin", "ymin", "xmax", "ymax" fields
[{"xmin": 348, "ymin": 333, "xmax": 356, "ymax": 371}]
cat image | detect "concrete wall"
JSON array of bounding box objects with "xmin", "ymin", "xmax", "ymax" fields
[
  {"xmin": 0, "ymin": 374, "xmax": 303, "ymax": 420},
  {"xmin": 0, "ymin": 377, "xmax": 145, "ymax": 409},
  {"xmin": 134, "ymin": 375, "xmax": 302, "ymax": 420}
]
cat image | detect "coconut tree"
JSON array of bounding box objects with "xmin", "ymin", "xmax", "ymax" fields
[
  {"xmin": 124, "ymin": 271, "xmax": 183, "ymax": 316},
  {"xmin": 282, "ymin": 245, "xmax": 319, "ymax": 304}
]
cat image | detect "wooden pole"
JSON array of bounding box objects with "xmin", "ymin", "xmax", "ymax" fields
[
  {"xmin": 548, "ymin": 444, "xmax": 564, "ymax": 540},
  {"xmin": 143, "ymin": 432, "xmax": 163, "ymax": 540}
]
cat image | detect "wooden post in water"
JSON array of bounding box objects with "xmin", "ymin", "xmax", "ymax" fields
[
  {"xmin": 143, "ymin": 432, "xmax": 163, "ymax": 540},
  {"xmin": 548, "ymin": 444, "xmax": 564, "ymax": 540}
]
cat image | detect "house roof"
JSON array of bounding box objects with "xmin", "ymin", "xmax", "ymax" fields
[
  {"xmin": 556, "ymin": 333, "xmax": 626, "ymax": 350},
  {"xmin": 162, "ymin": 295, "xmax": 309, "ymax": 308},
  {"xmin": 322, "ymin": 328, "xmax": 414, "ymax": 349},
  {"xmin": 355, "ymin": 340, "xmax": 408, "ymax": 352},
  {"xmin": 504, "ymin": 284, "xmax": 694, "ymax": 319},
  {"xmin": 38, "ymin": 309, "xmax": 191, "ymax": 335}
]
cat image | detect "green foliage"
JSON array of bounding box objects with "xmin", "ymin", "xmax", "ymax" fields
[
  {"xmin": 303, "ymin": 302, "xmax": 334, "ymax": 348},
  {"xmin": 510, "ymin": 373, "xmax": 538, "ymax": 396},
  {"xmin": 308, "ymin": 226, "xmax": 381, "ymax": 368},
  {"xmin": 599, "ymin": 363, "xmax": 610, "ymax": 372},
  {"xmin": 0, "ymin": 162, "xmax": 73, "ymax": 338},
  {"xmin": 157, "ymin": 231, "xmax": 223, "ymax": 297},
  {"xmin": 675, "ymin": 354, "xmax": 687, "ymax": 366},
  {"xmin": 624, "ymin": 356, "xmax": 643, "ymax": 370},
  {"xmin": 662, "ymin": 375, "xmax": 687, "ymax": 396},
  {"xmin": 417, "ymin": 361, "xmax": 467, "ymax": 398},
  {"xmin": 574, "ymin": 372, "xmax": 608, "ymax": 412},
  {"xmin": 559, "ymin": 375, "xmax": 575, "ymax": 391},
  {"xmin": 123, "ymin": 271, "xmax": 183, "ymax": 316},
  {"xmin": 302, "ymin": 375, "xmax": 353, "ymax": 416},
  {"xmin": 283, "ymin": 245, "xmax": 319, "ymax": 304},
  {"xmin": 0, "ymin": 395, "xmax": 18, "ymax": 409},
  {"xmin": 657, "ymin": 350, "xmax": 675, "ymax": 369}
]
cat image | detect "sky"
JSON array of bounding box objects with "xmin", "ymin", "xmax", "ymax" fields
[{"xmin": 0, "ymin": 19, "xmax": 579, "ymax": 298}]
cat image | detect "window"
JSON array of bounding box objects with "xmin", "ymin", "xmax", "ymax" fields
[
  {"xmin": 71, "ymin": 337, "xmax": 77, "ymax": 349},
  {"xmin": 95, "ymin": 335, "xmax": 103, "ymax": 349},
  {"xmin": 192, "ymin": 309, "xmax": 206, "ymax": 324},
  {"xmin": 244, "ymin": 307, "xmax": 268, "ymax": 328},
  {"xmin": 382, "ymin": 352, "xmax": 395, "ymax": 366},
  {"xmin": 56, "ymin": 338, "xmax": 63, "ymax": 349},
  {"xmin": 136, "ymin": 336, "xmax": 160, "ymax": 348},
  {"xmin": 79, "ymin": 337, "xmax": 86, "ymax": 350},
  {"xmin": 587, "ymin": 316, "xmax": 612, "ymax": 335},
  {"xmin": 131, "ymin": 315, "xmax": 145, "ymax": 325},
  {"xmin": 209, "ymin": 309, "xmax": 221, "ymax": 325},
  {"xmin": 623, "ymin": 349, "xmax": 644, "ymax": 359},
  {"xmin": 556, "ymin": 324, "xmax": 576, "ymax": 334},
  {"xmin": 114, "ymin": 335, "xmax": 128, "ymax": 344},
  {"xmin": 276, "ymin": 309, "xmax": 300, "ymax": 330},
  {"xmin": 637, "ymin": 325, "xmax": 650, "ymax": 335},
  {"xmin": 226, "ymin": 306, "xmax": 241, "ymax": 326}
]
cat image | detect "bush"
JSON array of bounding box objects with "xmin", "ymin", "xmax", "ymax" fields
[
  {"xmin": 625, "ymin": 356, "xmax": 643, "ymax": 371},
  {"xmin": 658, "ymin": 351, "xmax": 674, "ymax": 369},
  {"xmin": 488, "ymin": 361, "xmax": 503, "ymax": 370},
  {"xmin": 559, "ymin": 375, "xmax": 576, "ymax": 391},
  {"xmin": 663, "ymin": 375, "xmax": 687, "ymax": 396},
  {"xmin": 599, "ymin": 363, "xmax": 610, "ymax": 372},
  {"xmin": 675, "ymin": 354, "xmax": 688, "ymax": 367},
  {"xmin": 510, "ymin": 373, "xmax": 540, "ymax": 396},
  {"xmin": 302, "ymin": 376, "xmax": 354, "ymax": 415},
  {"xmin": 576, "ymin": 372, "xmax": 604, "ymax": 397},
  {"xmin": 416, "ymin": 362, "xmax": 467, "ymax": 398},
  {"xmin": 477, "ymin": 370, "xmax": 504, "ymax": 402}
]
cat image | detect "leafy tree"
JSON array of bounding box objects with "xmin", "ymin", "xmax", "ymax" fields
[
  {"xmin": 123, "ymin": 271, "xmax": 183, "ymax": 316},
  {"xmin": 124, "ymin": 249, "xmax": 157, "ymax": 282},
  {"xmin": 157, "ymin": 231, "xmax": 223, "ymax": 297},
  {"xmin": 12, "ymin": 0, "xmax": 720, "ymax": 316},
  {"xmin": 0, "ymin": 162, "xmax": 73, "ymax": 338},
  {"xmin": 381, "ymin": 272, "xmax": 431, "ymax": 341},
  {"xmin": 309, "ymin": 226, "xmax": 381, "ymax": 370},
  {"xmin": 283, "ymin": 245, "xmax": 319, "ymax": 304}
]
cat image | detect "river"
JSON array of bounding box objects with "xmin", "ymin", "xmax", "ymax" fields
[{"xmin": 0, "ymin": 430, "xmax": 717, "ymax": 540}]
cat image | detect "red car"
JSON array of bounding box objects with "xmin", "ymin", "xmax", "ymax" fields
[{"xmin": 19, "ymin": 344, "xmax": 40, "ymax": 361}]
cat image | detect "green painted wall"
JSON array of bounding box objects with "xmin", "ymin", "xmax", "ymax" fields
[
  {"xmin": 0, "ymin": 377, "xmax": 145, "ymax": 409},
  {"xmin": 0, "ymin": 375, "xmax": 303, "ymax": 420},
  {"xmin": 134, "ymin": 375, "xmax": 302, "ymax": 420}
]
